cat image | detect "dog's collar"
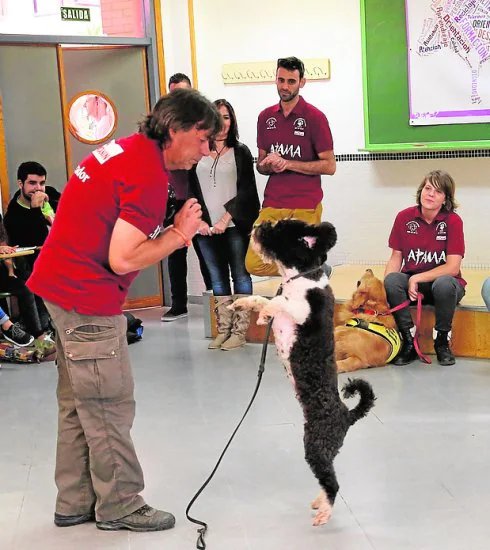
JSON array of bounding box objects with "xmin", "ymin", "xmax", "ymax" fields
[
  {"xmin": 351, "ymin": 307, "xmax": 378, "ymax": 316},
  {"xmin": 283, "ymin": 266, "xmax": 323, "ymax": 285},
  {"xmin": 276, "ymin": 266, "xmax": 323, "ymax": 297}
]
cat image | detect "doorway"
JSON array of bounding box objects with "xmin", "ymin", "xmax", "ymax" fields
[{"xmin": 0, "ymin": 42, "xmax": 162, "ymax": 308}]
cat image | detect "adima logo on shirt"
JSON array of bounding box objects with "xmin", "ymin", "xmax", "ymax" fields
[
  {"xmin": 407, "ymin": 248, "xmax": 446, "ymax": 265},
  {"xmin": 269, "ymin": 143, "xmax": 302, "ymax": 158}
]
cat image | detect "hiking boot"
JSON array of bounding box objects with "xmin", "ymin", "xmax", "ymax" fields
[
  {"xmin": 96, "ymin": 504, "xmax": 175, "ymax": 532},
  {"xmin": 2, "ymin": 323, "xmax": 34, "ymax": 347},
  {"xmin": 392, "ymin": 328, "xmax": 417, "ymax": 366},
  {"xmin": 434, "ymin": 330, "xmax": 455, "ymax": 366},
  {"xmin": 161, "ymin": 307, "xmax": 188, "ymax": 322},
  {"xmin": 54, "ymin": 510, "xmax": 95, "ymax": 527}
]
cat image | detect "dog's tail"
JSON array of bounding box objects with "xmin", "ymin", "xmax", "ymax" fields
[{"xmin": 342, "ymin": 378, "xmax": 376, "ymax": 426}]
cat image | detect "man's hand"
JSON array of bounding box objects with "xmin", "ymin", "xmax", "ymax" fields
[
  {"xmin": 408, "ymin": 276, "xmax": 419, "ymax": 302},
  {"xmin": 259, "ymin": 153, "xmax": 287, "ymax": 173},
  {"xmin": 174, "ymin": 198, "xmax": 202, "ymax": 239},
  {"xmin": 0, "ymin": 245, "xmax": 17, "ymax": 254},
  {"xmin": 30, "ymin": 191, "xmax": 48, "ymax": 209}
]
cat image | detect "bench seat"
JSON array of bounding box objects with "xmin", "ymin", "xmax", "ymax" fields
[{"xmin": 207, "ymin": 265, "xmax": 490, "ymax": 360}]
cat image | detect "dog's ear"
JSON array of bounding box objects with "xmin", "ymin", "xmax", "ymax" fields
[
  {"xmin": 302, "ymin": 236, "xmax": 317, "ymax": 248},
  {"xmin": 316, "ymin": 222, "xmax": 337, "ymax": 252},
  {"xmin": 351, "ymin": 288, "xmax": 368, "ymax": 309}
]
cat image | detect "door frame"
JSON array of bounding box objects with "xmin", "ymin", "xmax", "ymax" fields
[{"xmin": 0, "ymin": 1, "xmax": 167, "ymax": 309}]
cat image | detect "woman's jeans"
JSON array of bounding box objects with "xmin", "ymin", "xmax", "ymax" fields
[
  {"xmin": 194, "ymin": 227, "xmax": 252, "ymax": 296},
  {"xmin": 384, "ymin": 272, "xmax": 465, "ymax": 332}
]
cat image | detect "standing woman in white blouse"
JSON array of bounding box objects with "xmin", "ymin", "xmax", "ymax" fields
[{"xmin": 189, "ymin": 99, "xmax": 260, "ymax": 351}]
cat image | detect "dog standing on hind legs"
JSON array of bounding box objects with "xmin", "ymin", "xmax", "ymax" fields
[{"xmin": 230, "ymin": 219, "xmax": 376, "ymax": 526}]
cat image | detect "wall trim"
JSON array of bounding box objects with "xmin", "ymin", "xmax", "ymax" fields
[
  {"xmin": 123, "ymin": 295, "xmax": 162, "ymax": 310},
  {"xmin": 0, "ymin": 94, "xmax": 9, "ymax": 213},
  {"xmin": 335, "ymin": 150, "xmax": 490, "ymax": 161},
  {"xmin": 153, "ymin": 0, "xmax": 166, "ymax": 95},
  {"xmin": 187, "ymin": 0, "xmax": 198, "ymax": 89},
  {"xmin": 253, "ymin": 149, "xmax": 490, "ymax": 164}
]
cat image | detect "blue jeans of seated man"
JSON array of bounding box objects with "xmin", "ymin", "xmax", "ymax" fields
[
  {"xmin": 384, "ymin": 272, "xmax": 465, "ymax": 332},
  {"xmin": 194, "ymin": 227, "xmax": 252, "ymax": 296},
  {"xmin": 482, "ymin": 276, "xmax": 490, "ymax": 311}
]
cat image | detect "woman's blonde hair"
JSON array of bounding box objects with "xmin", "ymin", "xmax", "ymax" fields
[{"xmin": 416, "ymin": 170, "xmax": 458, "ymax": 212}]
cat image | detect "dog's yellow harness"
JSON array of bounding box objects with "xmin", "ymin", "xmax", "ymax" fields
[{"xmin": 345, "ymin": 318, "xmax": 401, "ymax": 363}]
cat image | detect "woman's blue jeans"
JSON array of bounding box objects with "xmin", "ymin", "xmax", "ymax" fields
[{"xmin": 194, "ymin": 227, "xmax": 252, "ymax": 296}]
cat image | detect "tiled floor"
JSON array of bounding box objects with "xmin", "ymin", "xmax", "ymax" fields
[{"xmin": 1, "ymin": 305, "xmax": 490, "ymax": 550}]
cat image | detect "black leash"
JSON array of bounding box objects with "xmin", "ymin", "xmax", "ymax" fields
[
  {"xmin": 185, "ymin": 319, "xmax": 273, "ymax": 549},
  {"xmin": 185, "ymin": 265, "xmax": 323, "ymax": 549}
]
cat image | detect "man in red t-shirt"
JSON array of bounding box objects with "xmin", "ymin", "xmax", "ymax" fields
[
  {"xmin": 245, "ymin": 56, "xmax": 336, "ymax": 277},
  {"xmin": 27, "ymin": 90, "xmax": 221, "ymax": 533},
  {"xmin": 384, "ymin": 170, "xmax": 466, "ymax": 366}
]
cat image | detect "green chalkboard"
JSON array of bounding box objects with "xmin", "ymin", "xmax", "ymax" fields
[{"xmin": 361, "ymin": 0, "xmax": 490, "ymax": 151}]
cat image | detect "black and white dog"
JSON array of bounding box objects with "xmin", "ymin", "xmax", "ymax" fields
[{"xmin": 231, "ymin": 219, "xmax": 375, "ymax": 526}]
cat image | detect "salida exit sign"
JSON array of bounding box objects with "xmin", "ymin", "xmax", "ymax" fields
[{"xmin": 60, "ymin": 7, "xmax": 91, "ymax": 22}]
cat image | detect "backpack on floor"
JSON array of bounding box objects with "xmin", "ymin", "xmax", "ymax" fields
[
  {"xmin": 0, "ymin": 341, "xmax": 42, "ymax": 363},
  {"xmin": 124, "ymin": 312, "xmax": 144, "ymax": 345}
]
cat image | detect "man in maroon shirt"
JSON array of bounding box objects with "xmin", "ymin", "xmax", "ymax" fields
[
  {"xmin": 245, "ymin": 56, "xmax": 336, "ymax": 277},
  {"xmin": 27, "ymin": 90, "xmax": 221, "ymax": 533},
  {"xmin": 384, "ymin": 170, "xmax": 466, "ymax": 366}
]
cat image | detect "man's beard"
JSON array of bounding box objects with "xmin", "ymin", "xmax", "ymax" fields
[
  {"xmin": 21, "ymin": 189, "xmax": 32, "ymax": 203},
  {"xmin": 279, "ymin": 89, "xmax": 299, "ymax": 103}
]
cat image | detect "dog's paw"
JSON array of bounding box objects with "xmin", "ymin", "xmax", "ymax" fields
[
  {"xmin": 311, "ymin": 492, "xmax": 324, "ymax": 510},
  {"xmin": 336, "ymin": 362, "xmax": 348, "ymax": 373},
  {"xmin": 256, "ymin": 312, "xmax": 272, "ymax": 325},
  {"xmin": 257, "ymin": 306, "xmax": 275, "ymax": 325},
  {"xmin": 229, "ymin": 297, "xmax": 251, "ymax": 311},
  {"xmin": 312, "ymin": 505, "xmax": 332, "ymax": 526}
]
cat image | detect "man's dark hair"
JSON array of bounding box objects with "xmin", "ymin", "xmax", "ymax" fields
[
  {"xmin": 277, "ymin": 56, "xmax": 305, "ymax": 79},
  {"xmin": 139, "ymin": 89, "xmax": 222, "ymax": 149},
  {"xmin": 213, "ymin": 99, "xmax": 239, "ymax": 148},
  {"xmin": 168, "ymin": 72, "xmax": 192, "ymax": 88},
  {"xmin": 17, "ymin": 161, "xmax": 47, "ymax": 184}
]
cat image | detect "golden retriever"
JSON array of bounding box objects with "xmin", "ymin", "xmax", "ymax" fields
[{"xmin": 335, "ymin": 269, "xmax": 400, "ymax": 373}]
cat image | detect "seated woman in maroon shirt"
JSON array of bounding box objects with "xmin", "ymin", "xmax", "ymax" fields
[{"xmin": 384, "ymin": 170, "xmax": 465, "ymax": 366}]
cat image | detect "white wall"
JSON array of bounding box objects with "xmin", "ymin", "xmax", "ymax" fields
[
  {"xmin": 160, "ymin": 0, "xmax": 193, "ymax": 87},
  {"xmin": 162, "ymin": 0, "xmax": 490, "ymax": 295}
]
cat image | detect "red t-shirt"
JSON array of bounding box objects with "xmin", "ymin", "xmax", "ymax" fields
[
  {"xmin": 257, "ymin": 96, "xmax": 333, "ymax": 209},
  {"xmin": 27, "ymin": 133, "xmax": 168, "ymax": 315},
  {"xmin": 388, "ymin": 206, "xmax": 466, "ymax": 287}
]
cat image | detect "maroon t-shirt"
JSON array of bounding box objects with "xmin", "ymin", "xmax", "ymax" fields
[
  {"xmin": 257, "ymin": 96, "xmax": 333, "ymax": 209},
  {"xmin": 28, "ymin": 133, "xmax": 168, "ymax": 315},
  {"xmin": 388, "ymin": 206, "xmax": 466, "ymax": 287}
]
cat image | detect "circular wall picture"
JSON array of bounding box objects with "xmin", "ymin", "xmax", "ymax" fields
[{"xmin": 68, "ymin": 91, "xmax": 117, "ymax": 144}]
